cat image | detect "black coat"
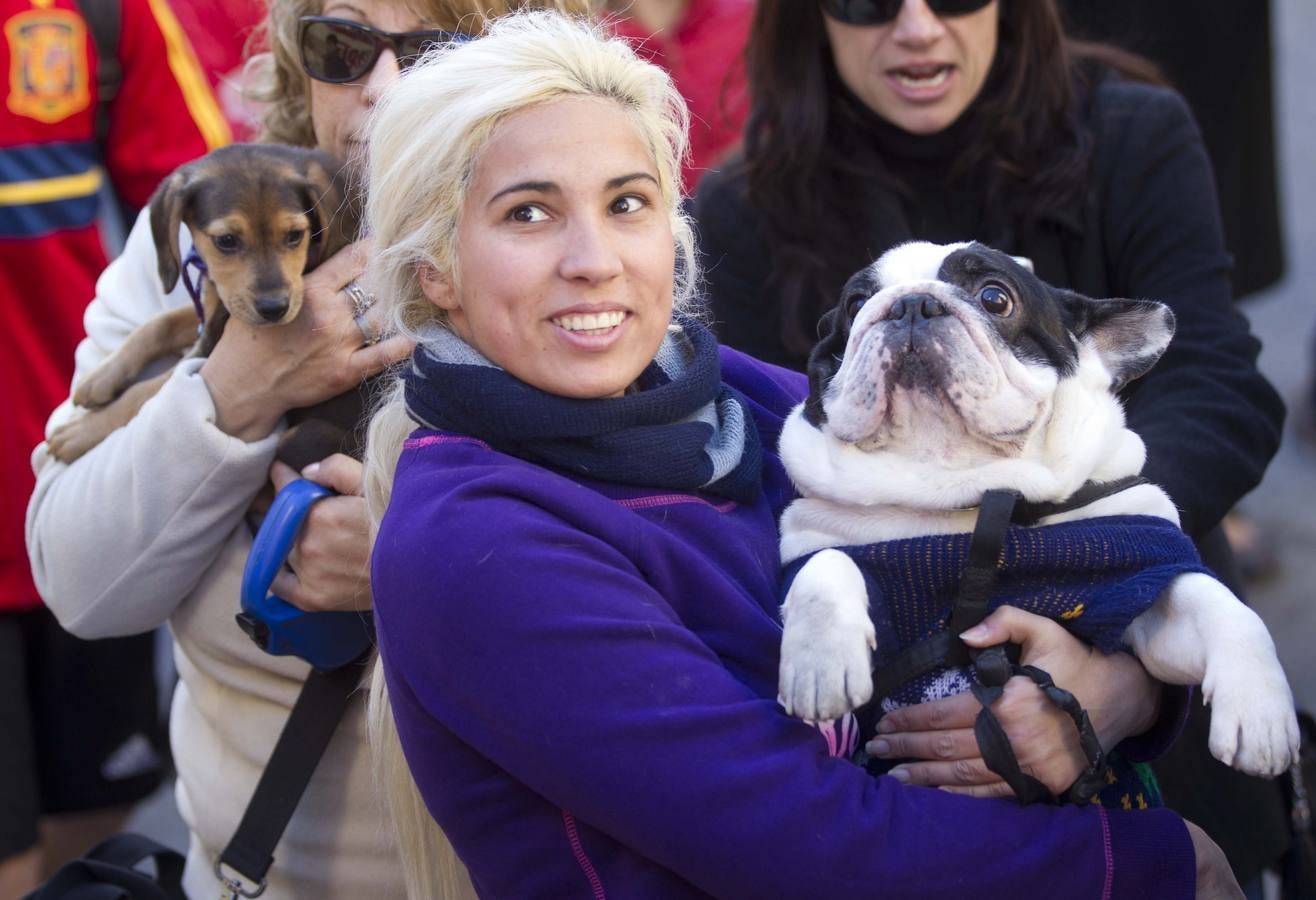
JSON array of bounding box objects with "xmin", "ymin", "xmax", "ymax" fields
[
  {"xmin": 693, "ymin": 78, "xmax": 1285, "ymax": 541},
  {"xmin": 1060, "ymin": 0, "xmax": 1284, "ymax": 298}
]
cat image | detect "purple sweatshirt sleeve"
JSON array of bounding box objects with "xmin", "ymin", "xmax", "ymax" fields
[{"xmin": 375, "ymin": 468, "xmax": 1194, "ymax": 899}]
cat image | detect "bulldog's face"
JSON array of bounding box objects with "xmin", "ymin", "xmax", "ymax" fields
[{"xmin": 804, "ymin": 241, "xmax": 1174, "ymax": 459}]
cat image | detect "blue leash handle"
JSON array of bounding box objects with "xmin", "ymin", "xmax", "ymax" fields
[{"xmin": 238, "ymin": 479, "xmax": 373, "ymax": 671}]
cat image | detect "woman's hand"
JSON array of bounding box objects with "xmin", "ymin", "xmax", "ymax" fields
[
  {"xmin": 200, "ymin": 239, "xmax": 412, "ymax": 441},
  {"xmin": 269, "ymin": 455, "xmax": 373, "ymax": 613},
  {"xmin": 867, "ymin": 606, "xmax": 1161, "ymax": 798}
]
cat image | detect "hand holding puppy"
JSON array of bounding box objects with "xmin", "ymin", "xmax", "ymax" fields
[{"xmin": 202, "ymin": 239, "xmax": 412, "ymax": 441}]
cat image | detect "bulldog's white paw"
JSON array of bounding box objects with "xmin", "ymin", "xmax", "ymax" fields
[
  {"xmin": 778, "ymin": 550, "xmax": 875, "ymax": 722},
  {"xmin": 1203, "ymin": 660, "xmax": 1300, "ymax": 777}
]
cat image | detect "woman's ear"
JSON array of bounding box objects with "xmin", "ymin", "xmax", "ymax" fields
[{"xmin": 417, "ymin": 262, "xmax": 457, "ymax": 311}]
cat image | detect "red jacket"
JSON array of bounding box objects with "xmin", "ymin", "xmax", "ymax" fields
[
  {"xmin": 610, "ymin": 0, "xmax": 752, "ymax": 192},
  {"xmin": 2, "ymin": 0, "xmax": 228, "ymax": 610}
]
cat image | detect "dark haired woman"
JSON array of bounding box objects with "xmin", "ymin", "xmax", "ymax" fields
[{"xmin": 692, "ymin": 0, "xmax": 1287, "ymax": 888}]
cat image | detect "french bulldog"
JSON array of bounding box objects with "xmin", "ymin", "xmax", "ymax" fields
[{"xmin": 776, "ymin": 240, "xmax": 1298, "ymax": 778}]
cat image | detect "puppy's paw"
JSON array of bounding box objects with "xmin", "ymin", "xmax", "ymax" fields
[
  {"xmin": 1203, "ymin": 660, "xmax": 1299, "ymax": 777},
  {"xmin": 72, "ymin": 363, "xmax": 128, "ymax": 409},
  {"xmin": 47, "ymin": 412, "xmax": 114, "ymax": 463},
  {"xmin": 778, "ymin": 550, "xmax": 875, "ymax": 722}
]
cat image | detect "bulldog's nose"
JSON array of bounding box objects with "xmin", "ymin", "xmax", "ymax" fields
[
  {"xmin": 884, "ymin": 293, "xmax": 947, "ymax": 323},
  {"xmin": 253, "ymin": 296, "xmax": 290, "ymax": 321}
]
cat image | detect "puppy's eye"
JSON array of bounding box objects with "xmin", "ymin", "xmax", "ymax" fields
[
  {"xmin": 978, "ymin": 284, "xmax": 1014, "ymax": 317},
  {"xmin": 285, "ymin": 230, "xmax": 305, "ymax": 248},
  {"xmin": 213, "ymin": 233, "xmax": 242, "ymax": 254},
  {"xmin": 846, "ymin": 294, "xmax": 869, "ymax": 321}
]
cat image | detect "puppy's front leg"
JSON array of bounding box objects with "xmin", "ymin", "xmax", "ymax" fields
[
  {"xmin": 779, "ymin": 549, "xmax": 876, "ymax": 721},
  {"xmin": 1122, "ymin": 573, "xmax": 1299, "ymax": 776},
  {"xmin": 73, "ymin": 306, "xmax": 199, "ymax": 409},
  {"xmin": 49, "ymin": 368, "xmax": 174, "ymax": 463}
]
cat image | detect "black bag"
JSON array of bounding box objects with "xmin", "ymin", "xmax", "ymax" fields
[{"xmin": 25, "ymin": 833, "xmax": 186, "ymax": 900}]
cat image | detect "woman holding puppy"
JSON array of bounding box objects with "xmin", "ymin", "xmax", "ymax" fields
[
  {"xmin": 362, "ymin": 13, "xmax": 1236, "ymax": 897},
  {"xmin": 25, "ymin": 0, "xmax": 586, "ymax": 897},
  {"xmin": 693, "ymin": 0, "xmax": 1288, "ymax": 884}
]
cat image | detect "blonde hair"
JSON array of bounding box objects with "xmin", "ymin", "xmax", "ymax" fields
[
  {"xmin": 245, "ymin": 0, "xmax": 597, "ymax": 147},
  {"xmin": 361, "ymin": 12, "xmax": 697, "ymax": 898}
]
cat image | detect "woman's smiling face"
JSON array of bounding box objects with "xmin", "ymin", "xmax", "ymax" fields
[
  {"xmin": 823, "ymin": 0, "xmax": 999, "ymax": 135},
  {"xmin": 419, "ymin": 96, "xmax": 676, "ymax": 399}
]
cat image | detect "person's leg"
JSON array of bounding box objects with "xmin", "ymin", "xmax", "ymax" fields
[
  {"xmin": 0, "ymin": 611, "xmax": 42, "ymax": 897},
  {"xmin": 30, "ymin": 609, "xmax": 167, "ymax": 873}
]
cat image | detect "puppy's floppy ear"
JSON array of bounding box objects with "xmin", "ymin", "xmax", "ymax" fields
[
  {"xmin": 803, "ymin": 305, "xmax": 848, "ymax": 427},
  {"xmin": 148, "ymin": 169, "xmax": 191, "ymax": 292},
  {"xmin": 297, "ymin": 153, "xmax": 359, "ymax": 270},
  {"xmin": 1061, "ymin": 289, "xmax": 1176, "ymax": 390}
]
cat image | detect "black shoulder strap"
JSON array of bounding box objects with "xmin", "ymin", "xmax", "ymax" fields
[
  {"xmin": 74, "ymin": 0, "xmax": 121, "ymax": 149},
  {"xmin": 215, "ymin": 660, "xmax": 366, "ymax": 898}
]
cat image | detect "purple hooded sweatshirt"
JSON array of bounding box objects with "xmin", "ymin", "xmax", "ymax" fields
[{"xmin": 372, "ymin": 346, "xmax": 1193, "ymax": 899}]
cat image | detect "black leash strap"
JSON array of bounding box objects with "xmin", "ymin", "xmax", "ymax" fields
[
  {"xmin": 870, "ymin": 489, "xmax": 1019, "ymax": 707},
  {"xmin": 215, "ymin": 660, "xmax": 365, "ymax": 898},
  {"xmin": 864, "ymin": 482, "xmax": 1131, "ymax": 804}
]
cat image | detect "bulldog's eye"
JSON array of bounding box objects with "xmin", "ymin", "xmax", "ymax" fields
[
  {"xmin": 978, "ymin": 284, "xmax": 1014, "ymax": 317},
  {"xmin": 846, "ymin": 294, "xmax": 869, "ymax": 321}
]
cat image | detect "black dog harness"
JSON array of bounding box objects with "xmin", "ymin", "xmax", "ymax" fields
[{"xmin": 862, "ymin": 477, "xmax": 1147, "ymax": 805}]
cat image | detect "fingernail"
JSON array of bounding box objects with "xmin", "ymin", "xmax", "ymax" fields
[
  {"xmin": 302, "ymin": 462, "xmax": 321, "ymax": 478},
  {"xmin": 866, "ymin": 739, "xmax": 891, "ymax": 757},
  {"xmin": 888, "ymin": 766, "xmax": 910, "ymax": 783},
  {"xmin": 876, "ymin": 717, "xmax": 896, "ymax": 734},
  {"xmin": 959, "ymin": 624, "xmax": 988, "ymax": 641}
]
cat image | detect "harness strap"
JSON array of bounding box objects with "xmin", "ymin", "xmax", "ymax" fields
[
  {"xmin": 869, "ymin": 489, "xmax": 1019, "ymax": 709},
  {"xmin": 1011, "ymin": 475, "xmax": 1150, "ymax": 526},
  {"xmin": 861, "ymin": 480, "xmax": 1138, "ymax": 804}
]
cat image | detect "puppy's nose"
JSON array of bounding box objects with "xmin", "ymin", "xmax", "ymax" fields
[
  {"xmin": 884, "ymin": 293, "xmax": 947, "ymax": 323},
  {"xmin": 254, "ymin": 296, "xmax": 289, "ymax": 322}
]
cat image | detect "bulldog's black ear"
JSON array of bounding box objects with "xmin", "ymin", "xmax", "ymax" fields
[
  {"xmin": 803, "ymin": 305, "xmax": 848, "ymax": 426},
  {"xmin": 1061, "ymin": 290, "xmax": 1176, "ymax": 390}
]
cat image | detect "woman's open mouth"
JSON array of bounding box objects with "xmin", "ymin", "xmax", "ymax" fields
[
  {"xmin": 887, "ymin": 63, "xmax": 955, "ymax": 99},
  {"xmin": 552, "ymin": 310, "xmax": 628, "ymax": 337}
]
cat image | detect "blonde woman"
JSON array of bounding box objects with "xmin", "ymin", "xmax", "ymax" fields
[
  {"xmin": 362, "ymin": 12, "xmax": 1238, "ymax": 898},
  {"xmin": 26, "ymin": 1, "xmax": 587, "ymax": 897}
]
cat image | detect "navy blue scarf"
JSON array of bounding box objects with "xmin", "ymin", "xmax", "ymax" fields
[{"xmin": 403, "ymin": 318, "xmax": 763, "ymax": 504}]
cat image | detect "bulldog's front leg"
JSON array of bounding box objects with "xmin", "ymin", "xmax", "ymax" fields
[
  {"xmin": 1122, "ymin": 572, "xmax": 1299, "ymax": 777},
  {"xmin": 779, "ymin": 549, "xmax": 876, "ymax": 721}
]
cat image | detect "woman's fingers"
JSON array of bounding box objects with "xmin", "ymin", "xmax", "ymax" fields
[
  {"xmin": 889, "ymin": 756, "xmax": 998, "ymax": 787},
  {"xmin": 959, "ymin": 605, "xmax": 1071, "ymax": 656},
  {"xmin": 866, "ymin": 727, "xmax": 978, "ymax": 762},
  {"xmin": 938, "ymin": 781, "xmax": 1015, "ymax": 799},
  {"xmin": 301, "ymin": 453, "xmax": 363, "ymax": 496},
  {"xmin": 875, "ymin": 689, "xmax": 979, "ymax": 735},
  {"xmin": 349, "ymin": 332, "xmax": 414, "ymax": 380}
]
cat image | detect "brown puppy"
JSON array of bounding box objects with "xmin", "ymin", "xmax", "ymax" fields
[{"xmin": 48, "ymin": 144, "xmax": 366, "ymax": 465}]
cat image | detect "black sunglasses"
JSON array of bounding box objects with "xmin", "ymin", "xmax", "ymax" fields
[
  {"xmin": 298, "ymin": 16, "xmax": 469, "ymax": 84},
  {"xmin": 820, "ymin": 0, "xmax": 994, "ymax": 26}
]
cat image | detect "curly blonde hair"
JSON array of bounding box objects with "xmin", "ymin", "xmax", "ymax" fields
[{"xmin": 246, "ymin": 0, "xmax": 597, "ymax": 147}]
